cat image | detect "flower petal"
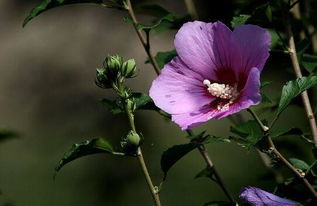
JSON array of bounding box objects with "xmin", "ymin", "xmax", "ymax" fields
[
  {"xmin": 232, "ymin": 24, "xmax": 271, "ymax": 73},
  {"xmin": 174, "ymin": 21, "xmax": 232, "ymax": 80},
  {"xmin": 171, "ymin": 105, "xmax": 217, "ymax": 130},
  {"xmin": 213, "ymin": 67, "xmax": 261, "ymax": 119},
  {"xmin": 149, "ymin": 57, "xmax": 214, "ymax": 115},
  {"xmin": 240, "ymin": 187, "xmax": 298, "ymax": 206}
]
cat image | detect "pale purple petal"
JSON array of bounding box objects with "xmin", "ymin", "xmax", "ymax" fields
[
  {"xmin": 240, "ymin": 187, "xmax": 298, "ymax": 206},
  {"xmin": 171, "ymin": 105, "xmax": 217, "ymax": 130},
  {"xmin": 213, "ymin": 67, "xmax": 261, "ymax": 119},
  {"xmin": 232, "ymin": 25, "xmax": 271, "ymax": 73},
  {"xmin": 149, "ymin": 57, "xmax": 214, "ymax": 115},
  {"xmin": 174, "ymin": 21, "xmax": 232, "ymax": 80}
]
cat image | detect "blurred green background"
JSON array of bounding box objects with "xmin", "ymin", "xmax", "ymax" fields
[{"xmin": 0, "ymin": 0, "xmax": 315, "ymax": 205}]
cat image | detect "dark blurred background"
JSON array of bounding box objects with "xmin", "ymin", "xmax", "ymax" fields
[{"xmin": 0, "ymin": 0, "xmax": 315, "ymax": 205}]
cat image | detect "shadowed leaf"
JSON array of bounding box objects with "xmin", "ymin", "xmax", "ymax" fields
[
  {"xmin": 146, "ymin": 50, "xmax": 177, "ymax": 69},
  {"xmin": 270, "ymin": 128, "xmax": 303, "ymax": 138},
  {"xmin": 289, "ymin": 158, "xmax": 309, "ymax": 171},
  {"xmin": 55, "ymin": 137, "xmax": 124, "ymax": 176},
  {"xmin": 231, "ymin": 14, "xmax": 251, "ymax": 28},
  {"xmin": 161, "ymin": 143, "xmax": 198, "ymax": 180},
  {"xmin": 23, "ymin": 0, "xmax": 103, "ymax": 27}
]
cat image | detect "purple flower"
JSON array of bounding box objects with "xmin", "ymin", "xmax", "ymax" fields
[
  {"xmin": 239, "ymin": 186, "xmax": 298, "ymax": 206},
  {"xmin": 149, "ymin": 21, "xmax": 270, "ymax": 130}
]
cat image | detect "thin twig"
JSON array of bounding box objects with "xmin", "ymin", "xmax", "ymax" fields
[
  {"xmin": 282, "ymin": 3, "xmax": 317, "ymax": 147},
  {"xmin": 124, "ymin": 0, "xmax": 160, "ymax": 75},
  {"xmin": 248, "ymin": 108, "xmax": 317, "ymax": 199},
  {"xmin": 124, "ymin": 102, "xmax": 162, "ymax": 206}
]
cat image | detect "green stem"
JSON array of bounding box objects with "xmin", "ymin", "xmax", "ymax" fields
[
  {"xmin": 124, "ymin": 102, "xmax": 162, "ymax": 206},
  {"xmin": 248, "ymin": 108, "xmax": 317, "ymax": 199}
]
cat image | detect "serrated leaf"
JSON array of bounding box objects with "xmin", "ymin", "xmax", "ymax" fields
[
  {"xmin": 55, "ymin": 137, "xmax": 124, "ymax": 175},
  {"xmin": 302, "ymin": 54, "xmax": 317, "ymax": 73},
  {"xmin": 146, "ymin": 50, "xmax": 178, "ymax": 69},
  {"xmin": 23, "ymin": 0, "xmax": 103, "ymax": 27},
  {"xmin": 230, "ymin": 120, "xmax": 264, "ymax": 148},
  {"xmin": 289, "ymin": 158, "xmax": 309, "ymax": 171},
  {"xmin": 277, "ymin": 76, "xmax": 317, "ymax": 116},
  {"xmin": 270, "ymin": 128, "xmax": 303, "ymax": 138},
  {"xmin": 161, "ymin": 143, "xmax": 198, "ymax": 179},
  {"xmin": 231, "ymin": 14, "xmax": 251, "ymax": 28}
]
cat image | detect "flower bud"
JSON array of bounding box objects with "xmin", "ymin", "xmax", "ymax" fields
[
  {"xmin": 126, "ymin": 130, "xmax": 141, "ymax": 146},
  {"xmin": 104, "ymin": 55, "xmax": 123, "ymax": 78},
  {"xmin": 95, "ymin": 67, "xmax": 112, "ymax": 88},
  {"xmin": 121, "ymin": 59, "xmax": 137, "ymax": 78}
]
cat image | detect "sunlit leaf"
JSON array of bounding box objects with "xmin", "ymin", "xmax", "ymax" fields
[
  {"xmin": 277, "ymin": 76, "xmax": 317, "ymax": 116},
  {"xmin": 289, "ymin": 158, "xmax": 309, "ymax": 171},
  {"xmin": 161, "ymin": 143, "xmax": 198, "ymax": 179},
  {"xmin": 23, "ymin": 0, "xmax": 104, "ymax": 27},
  {"xmin": 55, "ymin": 137, "xmax": 124, "ymax": 175},
  {"xmin": 231, "ymin": 14, "xmax": 251, "ymax": 28}
]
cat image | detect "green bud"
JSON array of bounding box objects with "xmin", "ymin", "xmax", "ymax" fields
[
  {"xmin": 126, "ymin": 130, "xmax": 141, "ymax": 146},
  {"xmin": 105, "ymin": 55, "xmax": 123, "ymax": 77},
  {"xmin": 95, "ymin": 67, "xmax": 111, "ymax": 88},
  {"xmin": 121, "ymin": 59, "xmax": 137, "ymax": 78}
]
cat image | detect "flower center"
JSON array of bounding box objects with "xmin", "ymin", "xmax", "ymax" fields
[{"xmin": 203, "ymin": 80, "xmax": 239, "ymax": 111}]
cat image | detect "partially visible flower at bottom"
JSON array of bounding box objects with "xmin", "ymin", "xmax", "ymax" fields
[
  {"xmin": 149, "ymin": 21, "xmax": 271, "ymax": 130},
  {"xmin": 239, "ymin": 186, "xmax": 299, "ymax": 206}
]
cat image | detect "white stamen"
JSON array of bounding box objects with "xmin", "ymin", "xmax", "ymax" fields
[{"xmin": 203, "ymin": 80, "xmax": 239, "ymax": 111}]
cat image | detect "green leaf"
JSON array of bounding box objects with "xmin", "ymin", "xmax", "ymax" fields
[
  {"xmin": 302, "ymin": 54, "xmax": 317, "ymax": 73},
  {"xmin": 146, "ymin": 50, "xmax": 177, "ymax": 69},
  {"xmin": 0, "ymin": 130, "xmax": 17, "ymax": 142},
  {"xmin": 195, "ymin": 167, "xmax": 214, "ymax": 180},
  {"xmin": 277, "ymin": 76, "xmax": 317, "ymax": 116},
  {"xmin": 265, "ymin": 5, "xmax": 272, "ymax": 22},
  {"xmin": 231, "ymin": 14, "xmax": 251, "ymax": 28},
  {"xmin": 230, "ymin": 120, "xmax": 264, "ymax": 148},
  {"xmin": 135, "ymin": 4, "xmax": 170, "ymax": 18},
  {"xmin": 289, "ymin": 158, "xmax": 309, "ymax": 171},
  {"xmin": 130, "ymin": 92, "xmax": 158, "ymax": 111},
  {"xmin": 101, "ymin": 93, "xmax": 159, "ymax": 114},
  {"xmin": 270, "ymin": 128, "xmax": 303, "ymax": 138},
  {"xmin": 55, "ymin": 137, "xmax": 124, "ymax": 175},
  {"xmin": 23, "ymin": 0, "xmax": 103, "ymax": 27},
  {"xmin": 123, "ymin": 14, "xmax": 175, "ymax": 32},
  {"xmin": 161, "ymin": 143, "xmax": 198, "ymax": 179},
  {"xmin": 100, "ymin": 98, "xmax": 123, "ymax": 115}
]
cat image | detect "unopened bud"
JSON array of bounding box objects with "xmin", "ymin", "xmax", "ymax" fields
[
  {"xmin": 105, "ymin": 55, "xmax": 123, "ymax": 78},
  {"xmin": 121, "ymin": 59, "xmax": 137, "ymax": 78},
  {"xmin": 95, "ymin": 67, "xmax": 111, "ymax": 88},
  {"xmin": 126, "ymin": 130, "xmax": 141, "ymax": 146}
]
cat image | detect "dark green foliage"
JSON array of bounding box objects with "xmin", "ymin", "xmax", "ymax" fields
[
  {"xmin": 100, "ymin": 92, "xmax": 159, "ymax": 115},
  {"xmin": 161, "ymin": 143, "xmax": 198, "ymax": 180},
  {"xmin": 55, "ymin": 137, "xmax": 124, "ymax": 175},
  {"xmin": 145, "ymin": 50, "xmax": 177, "ymax": 69},
  {"xmin": 23, "ymin": 0, "xmax": 104, "ymax": 27},
  {"xmin": 301, "ymin": 54, "xmax": 317, "ymax": 73},
  {"xmin": 277, "ymin": 76, "xmax": 317, "ymax": 116},
  {"xmin": 230, "ymin": 120, "xmax": 264, "ymax": 148},
  {"xmin": 195, "ymin": 167, "xmax": 215, "ymax": 180},
  {"xmin": 289, "ymin": 158, "xmax": 309, "ymax": 171},
  {"xmin": 230, "ymin": 14, "xmax": 251, "ymax": 28},
  {"xmin": 0, "ymin": 130, "xmax": 17, "ymax": 142},
  {"xmin": 270, "ymin": 128, "xmax": 303, "ymax": 138}
]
